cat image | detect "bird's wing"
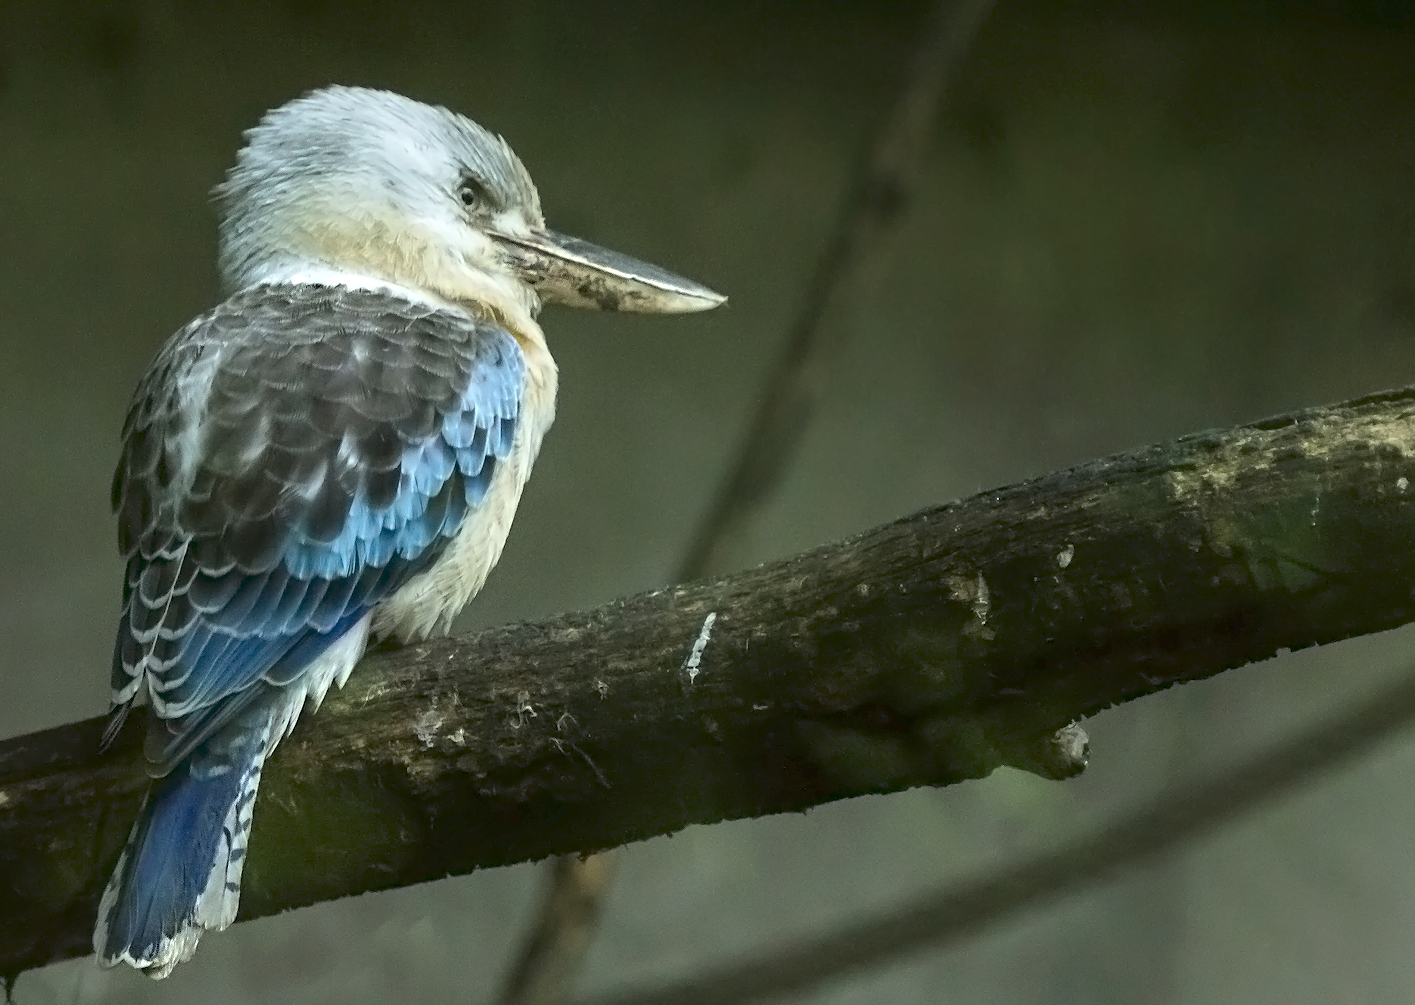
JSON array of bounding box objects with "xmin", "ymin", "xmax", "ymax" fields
[{"xmin": 108, "ymin": 284, "xmax": 524, "ymax": 772}]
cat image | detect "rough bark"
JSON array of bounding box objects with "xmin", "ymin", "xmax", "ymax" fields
[{"xmin": 6, "ymin": 385, "xmax": 1415, "ymax": 979}]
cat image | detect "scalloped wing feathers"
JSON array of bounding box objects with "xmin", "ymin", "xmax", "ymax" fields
[{"xmin": 107, "ymin": 283, "xmax": 524, "ymax": 771}]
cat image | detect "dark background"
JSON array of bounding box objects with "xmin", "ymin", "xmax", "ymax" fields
[{"xmin": 4, "ymin": 1, "xmax": 1415, "ymax": 1001}]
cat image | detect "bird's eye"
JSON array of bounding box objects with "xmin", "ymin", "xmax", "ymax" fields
[{"xmin": 458, "ymin": 178, "xmax": 488, "ymax": 211}]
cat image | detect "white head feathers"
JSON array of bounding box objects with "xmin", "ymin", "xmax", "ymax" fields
[{"xmin": 214, "ymin": 86, "xmax": 546, "ymax": 322}]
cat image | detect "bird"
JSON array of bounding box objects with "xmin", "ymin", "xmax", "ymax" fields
[{"xmin": 92, "ymin": 84, "xmax": 724, "ymax": 979}]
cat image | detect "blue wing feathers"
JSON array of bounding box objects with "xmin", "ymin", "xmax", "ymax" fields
[
  {"xmin": 108, "ymin": 285, "xmax": 525, "ymax": 764},
  {"xmin": 495, "ymin": 415, "xmax": 516, "ymax": 455},
  {"xmin": 274, "ymin": 608, "xmax": 376, "ymax": 679},
  {"xmin": 188, "ymin": 569, "xmax": 242, "ymax": 613},
  {"xmin": 266, "ymin": 577, "xmax": 312, "ymax": 633},
  {"xmin": 284, "ymin": 576, "xmax": 333, "ymax": 632},
  {"xmin": 306, "ymin": 573, "xmax": 360, "ymax": 634}
]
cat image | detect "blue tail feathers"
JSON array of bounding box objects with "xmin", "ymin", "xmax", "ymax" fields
[{"xmin": 94, "ymin": 709, "xmax": 272, "ymax": 978}]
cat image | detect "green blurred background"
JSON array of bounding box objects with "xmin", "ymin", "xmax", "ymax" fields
[{"xmin": 3, "ymin": 1, "xmax": 1415, "ymax": 1001}]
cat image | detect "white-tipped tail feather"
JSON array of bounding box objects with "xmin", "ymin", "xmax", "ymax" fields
[{"xmin": 94, "ymin": 618, "xmax": 369, "ymax": 978}]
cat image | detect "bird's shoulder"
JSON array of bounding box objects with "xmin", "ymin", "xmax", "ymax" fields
[
  {"xmin": 126, "ymin": 282, "xmax": 522, "ymax": 425},
  {"xmin": 114, "ymin": 282, "xmax": 526, "ymax": 563}
]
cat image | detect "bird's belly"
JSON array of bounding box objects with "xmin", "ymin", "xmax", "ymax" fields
[
  {"xmin": 371, "ymin": 448, "xmax": 529, "ymax": 641},
  {"xmin": 371, "ymin": 363, "xmax": 555, "ymax": 642}
]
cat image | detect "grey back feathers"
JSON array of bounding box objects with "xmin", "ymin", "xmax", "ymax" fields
[
  {"xmin": 213, "ymin": 86, "xmax": 543, "ymax": 292},
  {"xmin": 111, "ymin": 283, "xmax": 525, "ymax": 756}
]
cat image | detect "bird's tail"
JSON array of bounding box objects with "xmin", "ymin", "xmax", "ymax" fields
[{"xmin": 93, "ymin": 708, "xmax": 274, "ymax": 979}]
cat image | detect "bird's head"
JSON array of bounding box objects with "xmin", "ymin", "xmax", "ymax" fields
[{"xmin": 214, "ymin": 86, "xmax": 724, "ymax": 328}]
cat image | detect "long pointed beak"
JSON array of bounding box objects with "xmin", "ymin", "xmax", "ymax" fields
[{"xmin": 490, "ymin": 229, "xmax": 726, "ymax": 314}]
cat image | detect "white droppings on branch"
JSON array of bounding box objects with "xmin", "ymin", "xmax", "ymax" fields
[
  {"xmin": 509, "ymin": 691, "xmax": 537, "ymax": 730},
  {"xmin": 946, "ymin": 572, "xmax": 994, "ymax": 639},
  {"xmin": 971, "ymin": 573, "xmax": 990, "ymax": 624},
  {"xmin": 682, "ymin": 612, "xmax": 718, "ymax": 684},
  {"xmin": 1057, "ymin": 544, "xmax": 1075, "ymax": 569},
  {"xmin": 1399, "ymin": 476, "xmax": 1409, "ymax": 492},
  {"xmin": 415, "ymin": 703, "xmax": 443, "ymax": 748}
]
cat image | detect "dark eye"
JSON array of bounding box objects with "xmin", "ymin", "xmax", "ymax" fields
[{"xmin": 458, "ymin": 178, "xmax": 488, "ymax": 210}]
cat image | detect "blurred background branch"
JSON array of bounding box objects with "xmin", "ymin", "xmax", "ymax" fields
[
  {"xmin": 498, "ymin": 1, "xmax": 997, "ymax": 1001},
  {"xmin": 499, "ymin": 855, "xmax": 622, "ymax": 1005},
  {"xmin": 676, "ymin": 0, "xmax": 997, "ymax": 579}
]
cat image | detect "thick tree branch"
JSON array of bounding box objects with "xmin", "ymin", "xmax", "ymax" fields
[{"xmin": 7, "ymin": 385, "xmax": 1415, "ymax": 979}]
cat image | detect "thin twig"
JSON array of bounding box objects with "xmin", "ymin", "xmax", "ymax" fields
[
  {"xmin": 496, "ymin": 1, "xmax": 997, "ymax": 1000},
  {"xmin": 677, "ymin": 0, "xmax": 998, "ymax": 578},
  {"xmin": 575, "ymin": 668, "xmax": 1415, "ymax": 1005},
  {"xmin": 499, "ymin": 855, "xmax": 622, "ymax": 1005}
]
